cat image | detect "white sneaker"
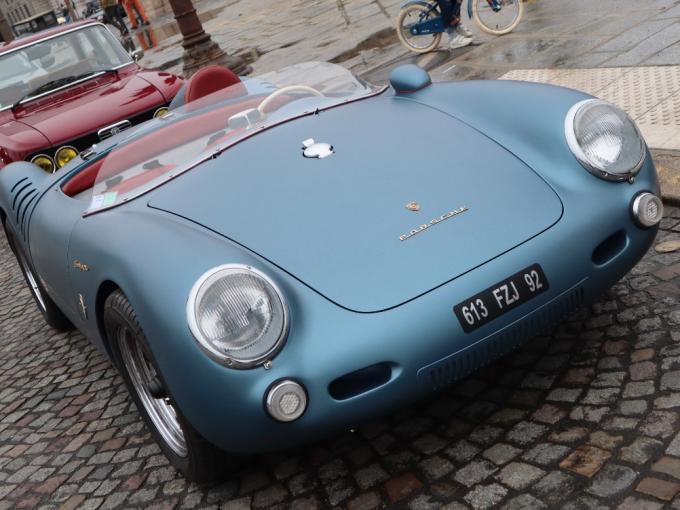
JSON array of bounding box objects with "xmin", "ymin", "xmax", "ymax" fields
[
  {"xmin": 457, "ymin": 24, "xmax": 473, "ymax": 38},
  {"xmin": 448, "ymin": 33, "xmax": 472, "ymax": 49}
]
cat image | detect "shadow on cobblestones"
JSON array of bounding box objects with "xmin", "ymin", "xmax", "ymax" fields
[{"xmin": 1, "ymin": 208, "xmax": 680, "ymax": 508}]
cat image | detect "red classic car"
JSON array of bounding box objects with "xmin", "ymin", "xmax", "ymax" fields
[{"xmin": 0, "ymin": 20, "xmax": 183, "ymax": 173}]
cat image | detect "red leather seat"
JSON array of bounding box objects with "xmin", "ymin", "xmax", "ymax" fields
[{"xmin": 185, "ymin": 65, "xmax": 246, "ymax": 103}]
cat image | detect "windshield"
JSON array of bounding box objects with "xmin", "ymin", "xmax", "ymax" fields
[
  {"xmin": 79, "ymin": 62, "xmax": 382, "ymax": 214},
  {"xmin": 0, "ymin": 25, "xmax": 131, "ymax": 110}
]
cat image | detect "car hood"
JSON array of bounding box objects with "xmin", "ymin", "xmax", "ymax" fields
[
  {"xmin": 12, "ymin": 71, "xmax": 165, "ymax": 147},
  {"xmin": 148, "ymin": 96, "xmax": 563, "ymax": 312}
]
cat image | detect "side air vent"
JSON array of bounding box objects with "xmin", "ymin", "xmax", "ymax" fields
[
  {"xmin": 328, "ymin": 363, "xmax": 395, "ymax": 400},
  {"xmin": 592, "ymin": 230, "xmax": 628, "ymax": 266},
  {"xmin": 421, "ymin": 284, "xmax": 585, "ymax": 391},
  {"xmin": 11, "ymin": 179, "xmax": 38, "ymax": 239}
]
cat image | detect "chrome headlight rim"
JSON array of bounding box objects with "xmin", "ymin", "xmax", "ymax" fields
[
  {"xmin": 153, "ymin": 106, "xmax": 170, "ymax": 119},
  {"xmin": 30, "ymin": 153, "xmax": 56, "ymax": 173},
  {"xmin": 565, "ymin": 99, "xmax": 646, "ymax": 182},
  {"xmin": 54, "ymin": 145, "xmax": 79, "ymax": 169},
  {"xmin": 186, "ymin": 264, "xmax": 289, "ymax": 369}
]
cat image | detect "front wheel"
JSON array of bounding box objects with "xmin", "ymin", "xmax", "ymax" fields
[
  {"xmin": 396, "ymin": 3, "xmax": 442, "ymax": 54},
  {"xmin": 105, "ymin": 290, "xmax": 238, "ymax": 482},
  {"xmin": 472, "ymin": 0, "xmax": 523, "ymax": 35}
]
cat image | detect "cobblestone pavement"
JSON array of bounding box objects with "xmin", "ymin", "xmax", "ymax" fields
[{"xmin": 1, "ymin": 209, "xmax": 680, "ymax": 509}]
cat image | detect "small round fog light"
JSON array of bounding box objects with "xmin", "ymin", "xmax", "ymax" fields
[
  {"xmin": 632, "ymin": 192, "xmax": 664, "ymax": 228},
  {"xmin": 266, "ymin": 380, "xmax": 307, "ymax": 422}
]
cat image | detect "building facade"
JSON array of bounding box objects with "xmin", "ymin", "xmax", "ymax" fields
[{"xmin": 0, "ymin": 0, "xmax": 53, "ymax": 25}]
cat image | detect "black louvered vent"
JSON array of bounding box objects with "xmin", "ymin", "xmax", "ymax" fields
[
  {"xmin": 426, "ymin": 285, "xmax": 585, "ymax": 391},
  {"xmin": 10, "ymin": 177, "xmax": 38, "ymax": 239}
]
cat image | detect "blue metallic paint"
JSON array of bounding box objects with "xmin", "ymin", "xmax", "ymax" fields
[{"xmin": 0, "ymin": 74, "xmax": 659, "ymax": 454}]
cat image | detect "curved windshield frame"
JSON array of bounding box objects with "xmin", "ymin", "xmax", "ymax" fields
[
  {"xmin": 79, "ymin": 62, "xmax": 385, "ymax": 215},
  {"xmin": 0, "ymin": 24, "xmax": 132, "ymax": 111}
]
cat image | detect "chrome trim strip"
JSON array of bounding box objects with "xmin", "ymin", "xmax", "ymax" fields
[
  {"xmin": 0, "ymin": 23, "xmax": 134, "ymax": 112},
  {"xmin": 186, "ymin": 264, "xmax": 290, "ymax": 370},
  {"xmin": 82, "ymin": 85, "xmax": 389, "ymax": 217},
  {"xmin": 98, "ymin": 119, "xmax": 132, "ymax": 140},
  {"xmin": 564, "ymin": 99, "xmax": 645, "ymax": 183}
]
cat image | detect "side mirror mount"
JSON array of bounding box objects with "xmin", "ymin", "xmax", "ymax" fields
[
  {"xmin": 130, "ymin": 48, "xmax": 144, "ymax": 62},
  {"xmin": 227, "ymin": 108, "xmax": 263, "ymax": 130}
]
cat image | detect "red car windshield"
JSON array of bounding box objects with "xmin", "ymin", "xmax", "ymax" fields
[
  {"xmin": 80, "ymin": 62, "xmax": 381, "ymax": 214},
  {"xmin": 0, "ymin": 24, "xmax": 131, "ymax": 110}
]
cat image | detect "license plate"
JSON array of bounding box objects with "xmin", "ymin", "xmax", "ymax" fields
[{"xmin": 453, "ymin": 264, "xmax": 549, "ymax": 333}]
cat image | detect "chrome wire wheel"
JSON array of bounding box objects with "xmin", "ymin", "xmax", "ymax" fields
[
  {"xmin": 16, "ymin": 248, "xmax": 46, "ymax": 312},
  {"xmin": 118, "ymin": 327, "xmax": 188, "ymax": 457}
]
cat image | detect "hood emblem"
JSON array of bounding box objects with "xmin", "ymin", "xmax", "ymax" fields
[
  {"xmin": 400, "ymin": 206, "xmax": 469, "ymax": 241},
  {"xmin": 73, "ymin": 260, "xmax": 90, "ymax": 272},
  {"xmin": 406, "ymin": 201, "xmax": 421, "ymax": 212},
  {"xmin": 302, "ymin": 138, "xmax": 334, "ymax": 159}
]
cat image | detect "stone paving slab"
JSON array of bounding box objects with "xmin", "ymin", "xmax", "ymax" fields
[
  {"xmin": 652, "ymin": 150, "xmax": 680, "ymax": 206},
  {"xmin": 1, "ymin": 199, "xmax": 680, "ymax": 507},
  {"xmin": 499, "ymin": 66, "xmax": 680, "ymax": 151}
]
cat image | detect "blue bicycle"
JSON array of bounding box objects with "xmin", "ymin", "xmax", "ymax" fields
[{"xmin": 396, "ymin": 0, "xmax": 523, "ymax": 53}]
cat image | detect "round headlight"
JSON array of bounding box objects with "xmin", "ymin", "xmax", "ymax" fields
[
  {"xmin": 55, "ymin": 146, "xmax": 79, "ymax": 168},
  {"xmin": 30, "ymin": 154, "xmax": 55, "ymax": 173},
  {"xmin": 565, "ymin": 99, "xmax": 645, "ymax": 181},
  {"xmin": 187, "ymin": 264, "xmax": 288, "ymax": 368},
  {"xmin": 154, "ymin": 107, "xmax": 170, "ymax": 119}
]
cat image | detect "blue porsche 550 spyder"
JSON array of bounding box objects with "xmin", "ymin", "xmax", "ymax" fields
[{"xmin": 0, "ymin": 61, "xmax": 663, "ymax": 480}]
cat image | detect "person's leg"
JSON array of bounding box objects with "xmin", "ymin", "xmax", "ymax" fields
[
  {"xmin": 435, "ymin": 0, "xmax": 454, "ymax": 27},
  {"xmin": 454, "ymin": 0, "xmax": 473, "ymax": 37},
  {"xmin": 116, "ymin": 8, "xmax": 129, "ymax": 34},
  {"xmin": 453, "ymin": 0, "xmax": 462, "ymax": 20},
  {"xmin": 122, "ymin": 0, "xmax": 138, "ymax": 28},
  {"xmin": 446, "ymin": 0, "xmax": 472, "ymax": 47},
  {"xmin": 132, "ymin": 0, "xmax": 149, "ymax": 25},
  {"xmin": 106, "ymin": 6, "xmax": 128, "ymax": 34}
]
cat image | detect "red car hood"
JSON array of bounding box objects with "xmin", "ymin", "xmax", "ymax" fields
[{"xmin": 11, "ymin": 70, "xmax": 166, "ymax": 147}]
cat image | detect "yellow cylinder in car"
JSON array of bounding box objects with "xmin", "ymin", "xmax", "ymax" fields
[
  {"xmin": 55, "ymin": 146, "xmax": 79, "ymax": 169},
  {"xmin": 154, "ymin": 107, "xmax": 170, "ymax": 119},
  {"xmin": 30, "ymin": 154, "xmax": 56, "ymax": 173}
]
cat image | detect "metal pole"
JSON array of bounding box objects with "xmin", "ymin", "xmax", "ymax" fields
[{"xmin": 166, "ymin": 0, "xmax": 250, "ymax": 78}]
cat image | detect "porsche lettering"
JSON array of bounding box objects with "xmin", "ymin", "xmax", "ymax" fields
[{"xmin": 399, "ymin": 206, "xmax": 469, "ymax": 241}]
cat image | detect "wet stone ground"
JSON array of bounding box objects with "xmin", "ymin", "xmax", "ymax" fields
[{"xmin": 1, "ymin": 208, "xmax": 680, "ymax": 509}]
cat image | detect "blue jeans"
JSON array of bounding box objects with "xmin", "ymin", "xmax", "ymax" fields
[{"xmin": 435, "ymin": 0, "xmax": 462, "ymax": 27}]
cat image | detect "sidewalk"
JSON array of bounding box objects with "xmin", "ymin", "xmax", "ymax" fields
[{"xmin": 139, "ymin": 0, "xmax": 407, "ymax": 76}]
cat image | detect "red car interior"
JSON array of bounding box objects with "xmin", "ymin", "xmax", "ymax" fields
[
  {"xmin": 184, "ymin": 66, "xmax": 246, "ymax": 103},
  {"xmin": 62, "ymin": 95, "xmax": 291, "ymax": 198}
]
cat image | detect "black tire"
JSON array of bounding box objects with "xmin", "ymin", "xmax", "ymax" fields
[
  {"xmin": 104, "ymin": 289, "xmax": 238, "ymax": 482},
  {"xmin": 3, "ymin": 221, "xmax": 73, "ymax": 331}
]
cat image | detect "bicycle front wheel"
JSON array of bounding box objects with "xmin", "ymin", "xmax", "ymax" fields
[
  {"xmin": 472, "ymin": 0, "xmax": 523, "ymax": 36},
  {"xmin": 396, "ymin": 3, "xmax": 442, "ymax": 54}
]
